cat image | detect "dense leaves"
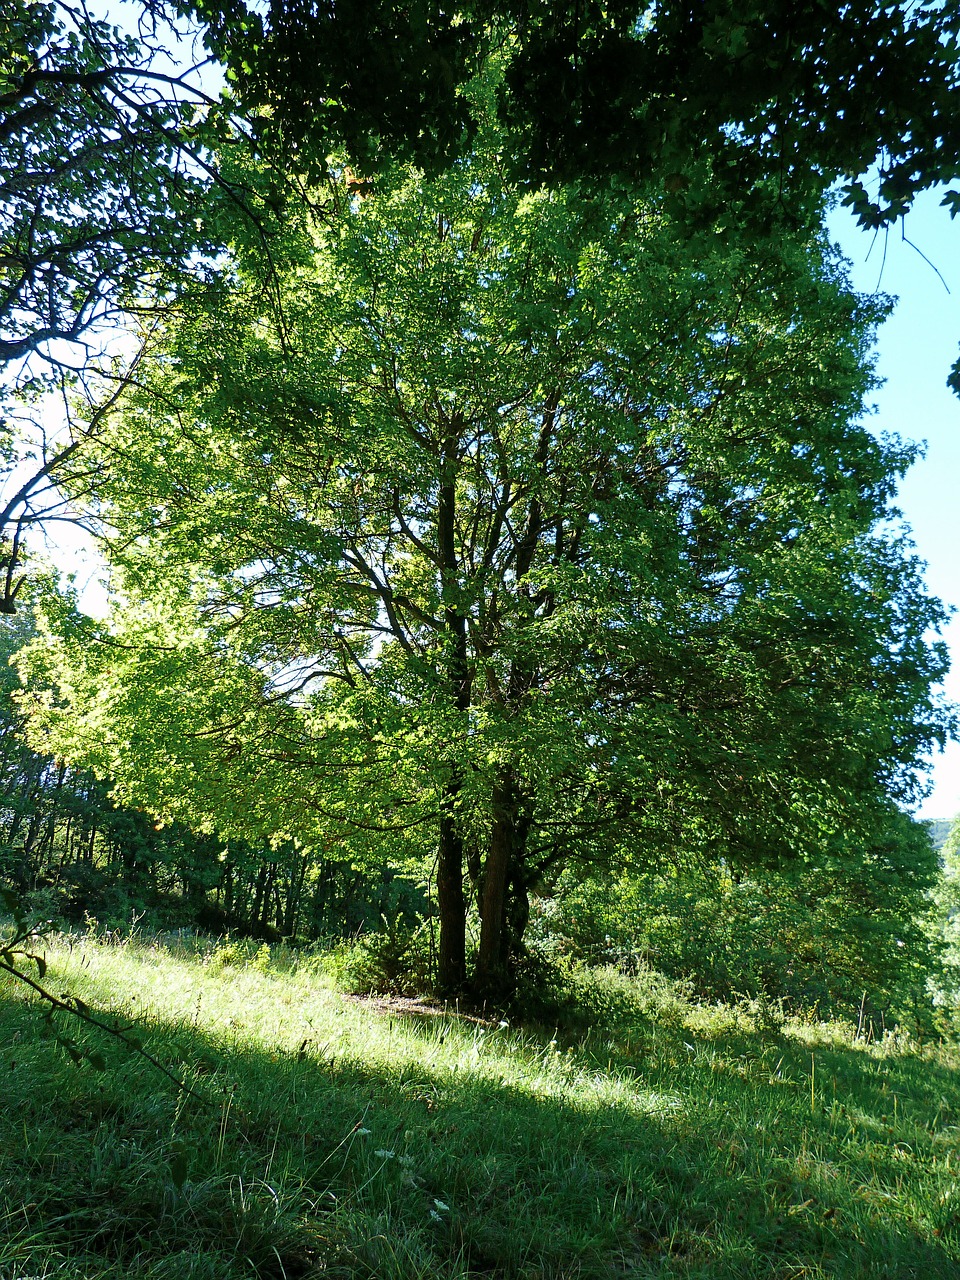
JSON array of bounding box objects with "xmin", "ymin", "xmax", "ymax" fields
[
  {"xmin": 18, "ymin": 141, "xmax": 951, "ymax": 995},
  {"xmin": 0, "ymin": 1, "xmax": 216, "ymax": 373},
  {"xmin": 0, "ymin": 1, "xmax": 232, "ymax": 613},
  {"xmin": 178, "ymin": 0, "xmax": 960, "ymax": 230}
]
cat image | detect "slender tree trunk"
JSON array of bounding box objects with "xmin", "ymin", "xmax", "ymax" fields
[
  {"xmin": 283, "ymin": 850, "xmax": 308, "ymax": 937},
  {"xmin": 222, "ymin": 856, "xmax": 234, "ymax": 913},
  {"xmin": 435, "ymin": 419, "xmax": 468, "ymax": 994},
  {"xmin": 22, "ymin": 808, "xmax": 43, "ymax": 863},
  {"xmin": 437, "ymin": 785, "xmax": 467, "ymax": 993},
  {"xmin": 259, "ymin": 863, "xmax": 277, "ymax": 932},
  {"xmin": 249, "ymin": 861, "xmax": 270, "ymax": 931}
]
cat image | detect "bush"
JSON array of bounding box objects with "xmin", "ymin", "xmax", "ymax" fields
[
  {"xmin": 206, "ymin": 938, "xmax": 274, "ymax": 973},
  {"xmin": 507, "ymin": 946, "xmax": 693, "ymax": 1037},
  {"xmin": 321, "ymin": 920, "xmax": 435, "ymax": 996},
  {"xmin": 531, "ymin": 855, "xmax": 940, "ymax": 1027}
]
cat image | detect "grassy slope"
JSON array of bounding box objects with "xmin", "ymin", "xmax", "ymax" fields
[{"xmin": 2, "ymin": 937, "xmax": 960, "ymax": 1279}]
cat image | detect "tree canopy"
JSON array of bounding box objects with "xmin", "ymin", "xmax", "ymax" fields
[
  {"xmin": 19, "ymin": 140, "xmax": 951, "ymax": 994},
  {"xmin": 180, "ymin": 0, "xmax": 960, "ymax": 230},
  {"xmin": 0, "ymin": 1, "xmax": 226, "ymax": 612}
]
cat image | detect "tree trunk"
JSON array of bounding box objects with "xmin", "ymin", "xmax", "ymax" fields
[
  {"xmin": 437, "ymin": 787, "xmax": 467, "ymax": 994},
  {"xmin": 249, "ymin": 861, "xmax": 270, "ymax": 931},
  {"xmin": 282, "ymin": 849, "xmax": 308, "ymax": 937},
  {"xmin": 435, "ymin": 419, "xmax": 469, "ymax": 994},
  {"xmin": 475, "ymin": 769, "xmax": 530, "ymax": 998}
]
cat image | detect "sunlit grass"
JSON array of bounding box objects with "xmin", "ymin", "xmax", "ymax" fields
[{"xmin": 3, "ymin": 931, "xmax": 960, "ymax": 1277}]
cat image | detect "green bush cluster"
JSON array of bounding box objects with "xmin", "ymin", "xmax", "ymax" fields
[
  {"xmin": 528, "ymin": 855, "xmax": 942, "ymax": 1029},
  {"xmin": 319, "ymin": 920, "xmax": 436, "ymax": 997}
]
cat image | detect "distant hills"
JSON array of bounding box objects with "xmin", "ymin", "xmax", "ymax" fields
[{"xmin": 926, "ymin": 818, "xmax": 953, "ymax": 850}]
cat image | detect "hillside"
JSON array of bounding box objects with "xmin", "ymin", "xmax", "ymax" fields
[
  {"xmin": 3, "ymin": 933, "xmax": 960, "ymax": 1278},
  {"xmin": 928, "ymin": 819, "xmax": 954, "ymax": 852}
]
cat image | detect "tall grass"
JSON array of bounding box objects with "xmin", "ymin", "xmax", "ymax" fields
[{"xmin": 2, "ymin": 930, "xmax": 960, "ymax": 1277}]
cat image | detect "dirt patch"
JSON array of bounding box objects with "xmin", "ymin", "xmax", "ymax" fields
[{"xmin": 340, "ymin": 992, "xmax": 505, "ymax": 1027}]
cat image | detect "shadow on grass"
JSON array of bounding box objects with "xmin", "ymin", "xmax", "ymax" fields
[{"xmin": 1, "ymin": 967, "xmax": 960, "ymax": 1280}]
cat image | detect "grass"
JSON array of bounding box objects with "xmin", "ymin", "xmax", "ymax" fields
[{"xmin": 2, "ymin": 932, "xmax": 960, "ymax": 1278}]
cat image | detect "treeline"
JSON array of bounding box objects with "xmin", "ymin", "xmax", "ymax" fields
[
  {"xmin": 1, "ymin": 749, "xmax": 425, "ymax": 944},
  {"xmin": 0, "ymin": 621, "xmax": 423, "ymax": 939}
]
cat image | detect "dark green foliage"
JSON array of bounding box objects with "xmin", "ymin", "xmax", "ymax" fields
[
  {"xmin": 0, "ymin": 1, "xmax": 215, "ymax": 369},
  {"xmin": 532, "ymin": 806, "xmax": 943, "ymax": 1027},
  {"xmin": 182, "ymin": 0, "xmax": 960, "ymax": 231},
  {"xmin": 325, "ymin": 919, "xmax": 436, "ymax": 997}
]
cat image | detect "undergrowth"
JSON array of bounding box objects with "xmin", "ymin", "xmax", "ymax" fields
[{"xmin": 2, "ymin": 929, "xmax": 960, "ymax": 1278}]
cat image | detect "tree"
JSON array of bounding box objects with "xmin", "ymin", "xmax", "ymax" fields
[
  {"xmin": 19, "ymin": 146, "xmax": 951, "ymax": 997},
  {"xmin": 180, "ymin": 0, "xmax": 960, "ymax": 229},
  {"xmin": 0, "ymin": 0, "xmax": 221, "ymax": 373}
]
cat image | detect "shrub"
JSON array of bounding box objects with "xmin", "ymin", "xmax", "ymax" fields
[{"xmin": 321, "ymin": 920, "xmax": 435, "ymax": 996}]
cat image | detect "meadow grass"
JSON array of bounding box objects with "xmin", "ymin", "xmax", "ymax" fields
[{"xmin": 2, "ymin": 932, "xmax": 960, "ymax": 1278}]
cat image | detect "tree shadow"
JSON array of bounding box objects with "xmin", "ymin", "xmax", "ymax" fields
[{"xmin": 2, "ymin": 970, "xmax": 960, "ymax": 1279}]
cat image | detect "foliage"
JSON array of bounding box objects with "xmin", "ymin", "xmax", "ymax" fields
[
  {"xmin": 17, "ymin": 137, "xmax": 952, "ymax": 996},
  {"xmin": 927, "ymin": 812, "xmax": 960, "ymax": 1013},
  {"xmin": 324, "ymin": 920, "xmax": 437, "ymax": 997},
  {"xmin": 179, "ymin": 0, "xmax": 960, "ymax": 389},
  {"xmin": 0, "ymin": 0, "xmax": 227, "ymax": 612},
  {"xmin": 181, "ymin": 0, "xmax": 960, "ymax": 233},
  {"xmin": 0, "ymin": 613, "xmax": 291, "ymax": 940},
  {"xmin": 0, "ymin": 0, "xmax": 215, "ymax": 372},
  {"xmin": 531, "ymin": 804, "xmax": 943, "ymax": 1026}
]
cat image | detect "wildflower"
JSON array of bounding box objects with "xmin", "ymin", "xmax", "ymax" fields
[{"xmin": 374, "ymin": 1149, "xmax": 395, "ymax": 1160}]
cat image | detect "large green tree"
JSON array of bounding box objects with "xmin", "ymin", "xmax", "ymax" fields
[{"xmin": 21, "ymin": 146, "xmax": 950, "ymax": 995}]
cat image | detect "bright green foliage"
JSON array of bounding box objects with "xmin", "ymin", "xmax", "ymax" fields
[
  {"xmin": 0, "ymin": 610, "xmax": 423, "ymax": 940},
  {"xmin": 19, "ymin": 145, "xmax": 951, "ymax": 993},
  {"xmin": 0, "ymin": 612, "xmax": 242, "ymax": 930},
  {"xmin": 927, "ymin": 812, "xmax": 960, "ymax": 1011}
]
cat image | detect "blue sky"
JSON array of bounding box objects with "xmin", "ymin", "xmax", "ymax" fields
[{"xmin": 829, "ymin": 191, "xmax": 960, "ymax": 821}]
